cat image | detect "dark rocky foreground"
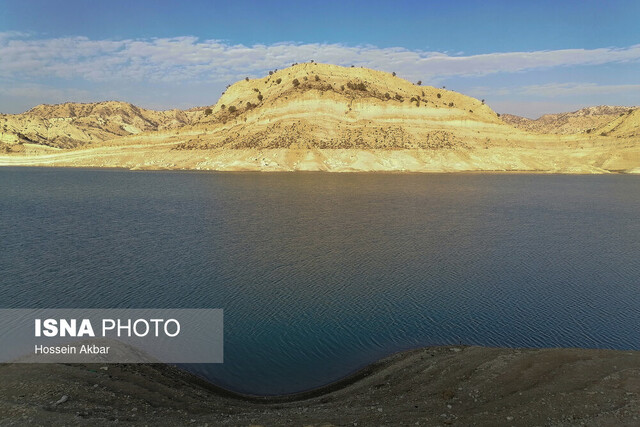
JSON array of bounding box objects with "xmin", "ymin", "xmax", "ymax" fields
[{"xmin": 1, "ymin": 346, "xmax": 639, "ymax": 426}]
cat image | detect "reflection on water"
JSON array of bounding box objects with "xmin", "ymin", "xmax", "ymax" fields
[{"xmin": 1, "ymin": 168, "xmax": 639, "ymax": 395}]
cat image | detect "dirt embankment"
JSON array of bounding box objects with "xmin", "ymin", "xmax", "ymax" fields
[{"xmin": 1, "ymin": 346, "xmax": 639, "ymax": 426}]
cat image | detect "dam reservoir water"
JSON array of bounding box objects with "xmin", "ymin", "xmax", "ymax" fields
[{"xmin": 1, "ymin": 168, "xmax": 639, "ymax": 395}]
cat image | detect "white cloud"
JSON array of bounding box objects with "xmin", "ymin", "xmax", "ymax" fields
[
  {"xmin": 470, "ymin": 82, "xmax": 640, "ymax": 98},
  {"xmin": 1, "ymin": 33, "xmax": 640, "ymax": 84}
]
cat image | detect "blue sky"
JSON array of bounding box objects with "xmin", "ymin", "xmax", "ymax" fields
[{"xmin": 1, "ymin": 0, "xmax": 639, "ymax": 117}]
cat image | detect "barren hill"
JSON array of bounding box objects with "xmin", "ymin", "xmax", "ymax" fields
[
  {"xmin": 596, "ymin": 108, "xmax": 640, "ymax": 138},
  {"xmin": 0, "ymin": 101, "xmax": 205, "ymax": 149},
  {"xmin": 177, "ymin": 62, "xmax": 503, "ymax": 150},
  {"xmin": 0, "ymin": 63, "xmax": 638, "ymax": 173},
  {"xmin": 501, "ymin": 105, "xmax": 636, "ymax": 135}
]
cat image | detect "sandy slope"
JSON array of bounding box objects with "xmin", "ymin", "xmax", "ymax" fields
[
  {"xmin": 1, "ymin": 140, "xmax": 637, "ymax": 173},
  {"xmin": 1, "ymin": 346, "xmax": 639, "ymax": 426}
]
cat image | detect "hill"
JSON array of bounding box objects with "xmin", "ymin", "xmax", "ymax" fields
[
  {"xmin": 501, "ymin": 105, "xmax": 636, "ymax": 135},
  {"xmin": 0, "ymin": 101, "xmax": 205, "ymax": 149},
  {"xmin": 177, "ymin": 62, "xmax": 503, "ymax": 150}
]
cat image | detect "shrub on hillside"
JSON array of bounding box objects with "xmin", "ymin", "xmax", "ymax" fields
[
  {"xmin": 346, "ymin": 81, "xmax": 366, "ymax": 91},
  {"xmin": 292, "ymin": 79, "xmax": 300, "ymax": 87}
]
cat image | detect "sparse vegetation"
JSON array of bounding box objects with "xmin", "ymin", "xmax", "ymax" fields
[
  {"xmin": 292, "ymin": 78, "xmax": 300, "ymax": 87},
  {"xmin": 228, "ymin": 106, "xmax": 237, "ymax": 113},
  {"xmin": 384, "ymin": 93, "xmax": 390, "ymax": 100},
  {"xmin": 204, "ymin": 108, "xmax": 212, "ymax": 116},
  {"xmin": 416, "ymin": 80, "xmax": 422, "ymax": 86},
  {"xmin": 221, "ymin": 104, "xmax": 226, "ymax": 110},
  {"xmin": 392, "ymin": 72, "xmax": 396, "ymax": 77},
  {"xmin": 269, "ymin": 71, "xmax": 274, "ymax": 75},
  {"xmin": 394, "ymin": 94, "xmax": 403, "ymax": 101},
  {"xmin": 245, "ymin": 77, "xmax": 249, "ymax": 81},
  {"xmin": 448, "ymin": 102, "xmax": 454, "ymax": 107},
  {"xmin": 257, "ymin": 94, "xmax": 263, "ymax": 101},
  {"xmin": 347, "ymin": 81, "xmax": 367, "ymax": 91},
  {"xmin": 437, "ymin": 93, "xmax": 442, "ymax": 98},
  {"xmin": 315, "ymin": 75, "xmax": 320, "ymax": 81},
  {"xmin": 276, "ymin": 78, "xmax": 282, "ymax": 84}
]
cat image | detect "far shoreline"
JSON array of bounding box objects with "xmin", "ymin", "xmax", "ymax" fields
[{"xmin": 1, "ymin": 163, "xmax": 639, "ymax": 175}]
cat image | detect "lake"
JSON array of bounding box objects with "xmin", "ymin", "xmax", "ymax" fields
[{"xmin": 1, "ymin": 167, "xmax": 639, "ymax": 395}]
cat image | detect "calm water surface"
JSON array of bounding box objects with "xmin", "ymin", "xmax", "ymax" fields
[{"xmin": 1, "ymin": 168, "xmax": 639, "ymax": 395}]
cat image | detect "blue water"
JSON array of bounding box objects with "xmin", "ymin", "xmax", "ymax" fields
[{"xmin": 1, "ymin": 167, "xmax": 639, "ymax": 395}]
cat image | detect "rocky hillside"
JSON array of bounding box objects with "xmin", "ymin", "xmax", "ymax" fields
[
  {"xmin": 502, "ymin": 105, "xmax": 636, "ymax": 135},
  {"xmin": 596, "ymin": 108, "xmax": 640, "ymax": 138},
  {"xmin": 0, "ymin": 101, "xmax": 207, "ymax": 149},
  {"xmin": 175, "ymin": 62, "xmax": 506, "ymax": 150}
]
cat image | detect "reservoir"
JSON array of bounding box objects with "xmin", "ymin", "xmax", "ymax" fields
[{"xmin": 1, "ymin": 168, "xmax": 639, "ymax": 395}]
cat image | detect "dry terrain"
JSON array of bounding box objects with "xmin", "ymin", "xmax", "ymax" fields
[
  {"xmin": 0, "ymin": 63, "xmax": 638, "ymax": 173},
  {"xmin": 1, "ymin": 346, "xmax": 639, "ymax": 426},
  {"xmin": 501, "ymin": 106, "xmax": 637, "ymax": 135}
]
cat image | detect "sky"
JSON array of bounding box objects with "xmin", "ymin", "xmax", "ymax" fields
[{"xmin": 0, "ymin": 0, "xmax": 639, "ymax": 117}]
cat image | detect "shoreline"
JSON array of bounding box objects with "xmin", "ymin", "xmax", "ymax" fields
[
  {"xmin": 2, "ymin": 345, "xmax": 639, "ymax": 425},
  {"xmin": 1, "ymin": 144, "xmax": 638, "ymax": 174},
  {"xmin": 1, "ymin": 163, "xmax": 639, "ymax": 175}
]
